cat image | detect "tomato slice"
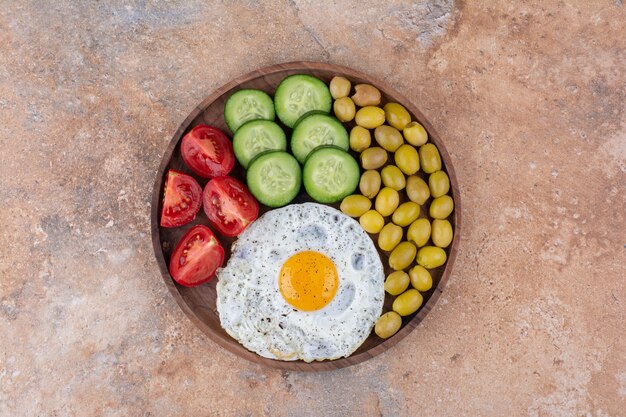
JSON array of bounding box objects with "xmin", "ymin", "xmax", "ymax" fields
[
  {"xmin": 160, "ymin": 170, "xmax": 203, "ymax": 228},
  {"xmin": 169, "ymin": 225, "xmax": 224, "ymax": 287},
  {"xmin": 203, "ymin": 176, "xmax": 259, "ymax": 237},
  {"xmin": 181, "ymin": 124, "xmax": 235, "ymax": 178}
]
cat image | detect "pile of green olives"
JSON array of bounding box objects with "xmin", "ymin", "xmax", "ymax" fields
[{"xmin": 330, "ymin": 76, "xmax": 455, "ymax": 340}]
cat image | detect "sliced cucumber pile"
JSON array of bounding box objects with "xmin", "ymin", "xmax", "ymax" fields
[
  {"xmin": 290, "ymin": 113, "xmax": 349, "ymax": 164},
  {"xmin": 303, "ymin": 147, "xmax": 359, "ymax": 204},
  {"xmin": 224, "ymin": 89, "xmax": 275, "ymax": 133},
  {"xmin": 226, "ymin": 75, "xmax": 363, "ymax": 208},
  {"xmin": 274, "ymin": 75, "xmax": 332, "ymax": 128},
  {"xmin": 233, "ymin": 120, "xmax": 287, "ymax": 168},
  {"xmin": 246, "ymin": 151, "xmax": 301, "ymax": 208}
]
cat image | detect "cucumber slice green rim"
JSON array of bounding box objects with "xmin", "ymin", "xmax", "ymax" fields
[
  {"xmin": 274, "ymin": 74, "xmax": 332, "ymax": 128},
  {"xmin": 290, "ymin": 113, "xmax": 349, "ymax": 164},
  {"xmin": 224, "ymin": 89, "xmax": 275, "ymax": 133},
  {"xmin": 303, "ymin": 147, "xmax": 360, "ymax": 204},
  {"xmin": 233, "ymin": 120, "xmax": 287, "ymax": 169},
  {"xmin": 246, "ymin": 151, "xmax": 302, "ymax": 208},
  {"xmin": 292, "ymin": 110, "xmax": 329, "ymax": 130}
]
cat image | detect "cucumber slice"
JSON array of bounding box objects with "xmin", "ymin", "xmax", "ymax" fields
[
  {"xmin": 246, "ymin": 151, "xmax": 301, "ymax": 207},
  {"xmin": 303, "ymin": 147, "xmax": 359, "ymax": 204},
  {"xmin": 292, "ymin": 110, "xmax": 329, "ymax": 130},
  {"xmin": 291, "ymin": 113, "xmax": 349, "ymax": 164},
  {"xmin": 274, "ymin": 75, "xmax": 332, "ymax": 128},
  {"xmin": 233, "ymin": 120, "xmax": 287, "ymax": 168},
  {"xmin": 224, "ymin": 89, "xmax": 275, "ymax": 133}
]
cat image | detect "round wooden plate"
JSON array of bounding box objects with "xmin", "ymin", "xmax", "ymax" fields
[{"xmin": 151, "ymin": 61, "xmax": 461, "ymax": 372}]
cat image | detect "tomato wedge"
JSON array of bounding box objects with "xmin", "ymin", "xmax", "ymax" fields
[
  {"xmin": 203, "ymin": 176, "xmax": 259, "ymax": 237},
  {"xmin": 169, "ymin": 225, "xmax": 224, "ymax": 287},
  {"xmin": 181, "ymin": 124, "xmax": 235, "ymax": 178},
  {"xmin": 160, "ymin": 170, "xmax": 203, "ymax": 228}
]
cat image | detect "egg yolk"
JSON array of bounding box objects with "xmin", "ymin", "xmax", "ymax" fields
[{"xmin": 279, "ymin": 251, "xmax": 338, "ymax": 311}]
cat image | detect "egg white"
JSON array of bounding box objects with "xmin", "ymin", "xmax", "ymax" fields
[{"xmin": 216, "ymin": 203, "xmax": 384, "ymax": 362}]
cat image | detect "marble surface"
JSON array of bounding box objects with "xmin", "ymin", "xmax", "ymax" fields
[{"xmin": 1, "ymin": 1, "xmax": 624, "ymax": 416}]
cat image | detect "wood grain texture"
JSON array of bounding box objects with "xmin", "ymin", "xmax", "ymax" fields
[{"xmin": 150, "ymin": 61, "xmax": 462, "ymax": 371}]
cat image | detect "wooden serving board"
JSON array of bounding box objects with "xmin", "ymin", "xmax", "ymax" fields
[{"xmin": 150, "ymin": 61, "xmax": 461, "ymax": 371}]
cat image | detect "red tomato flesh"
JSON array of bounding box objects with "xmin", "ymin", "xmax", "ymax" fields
[
  {"xmin": 160, "ymin": 170, "xmax": 202, "ymax": 228},
  {"xmin": 169, "ymin": 225, "xmax": 224, "ymax": 287},
  {"xmin": 181, "ymin": 124, "xmax": 234, "ymax": 178},
  {"xmin": 203, "ymin": 176, "xmax": 259, "ymax": 237}
]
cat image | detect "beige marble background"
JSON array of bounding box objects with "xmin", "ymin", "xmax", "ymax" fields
[{"xmin": 1, "ymin": 1, "xmax": 624, "ymax": 416}]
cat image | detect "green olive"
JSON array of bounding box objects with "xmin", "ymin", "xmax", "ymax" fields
[
  {"xmin": 430, "ymin": 195, "xmax": 454, "ymax": 219},
  {"xmin": 374, "ymin": 125, "xmax": 404, "ymax": 152},
  {"xmin": 405, "ymin": 175, "xmax": 430, "ymax": 205},
  {"xmin": 409, "ymin": 265, "xmax": 433, "ymax": 292},
  {"xmin": 374, "ymin": 311, "xmax": 402, "ymax": 339},
  {"xmin": 340, "ymin": 194, "xmax": 372, "ymax": 217},
  {"xmin": 384, "ymin": 102, "xmax": 411, "ymax": 131},
  {"xmin": 351, "ymin": 84, "xmax": 381, "ymax": 107},
  {"xmin": 381, "ymin": 165, "xmax": 406, "ymax": 191},
  {"xmin": 375, "ymin": 187, "xmax": 399, "ymax": 217},
  {"xmin": 359, "ymin": 170, "xmax": 381, "ymax": 198},
  {"xmin": 359, "ymin": 210, "xmax": 385, "ymax": 234},
  {"xmin": 333, "ymin": 97, "xmax": 356, "ymax": 122},
  {"xmin": 407, "ymin": 218, "xmax": 431, "ymax": 247},
  {"xmin": 417, "ymin": 246, "xmax": 447, "ymax": 269},
  {"xmin": 389, "ymin": 241, "xmax": 417, "ymax": 270},
  {"xmin": 355, "ymin": 106, "xmax": 385, "ymax": 129},
  {"xmin": 394, "ymin": 144, "xmax": 420, "ymax": 175},
  {"xmin": 431, "ymin": 219, "xmax": 453, "ymax": 248},
  {"xmin": 378, "ymin": 223, "xmax": 403, "ymax": 252},
  {"xmin": 384, "ymin": 271, "xmax": 410, "ymax": 295},
  {"xmin": 403, "ymin": 121, "xmax": 428, "ymax": 146},
  {"xmin": 392, "ymin": 289, "xmax": 423, "ymax": 316},
  {"xmin": 360, "ymin": 147, "xmax": 388, "ymax": 169},
  {"xmin": 329, "ymin": 76, "xmax": 351, "ymax": 99},
  {"xmin": 419, "ymin": 143, "xmax": 442, "ymax": 174},
  {"xmin": 350, "ymin": 126, "xmax": 371, "ymax": 152},
  {"xmin": 391, "ymin": 201, "xmax": 420, "ymax": 227},
  {"xmin": 428, "ymin": 170, "xmax": 450, "ymax": 198}
]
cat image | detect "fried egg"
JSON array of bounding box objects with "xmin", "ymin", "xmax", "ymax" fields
[{"xmin": 216, "ymin": 203, "xmax": 384, "ymax": 362}]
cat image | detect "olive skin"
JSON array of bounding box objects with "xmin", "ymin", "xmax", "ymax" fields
[
  {"xmin": 350, "ymin": 125, "xmax": 371, "ymax": 152},
  {"xmin": 374, "ymin": 125, "xmax": 404, "ymax": 152},
  {"xmin": 392, "ymin": 289, "xmax": 423, "ymax": 316},
  {"xmin": 378, "ymin": 223, "xmax": 403, "ymax": 252},
  {"xmin": 431, "ymin": 219, "xmax": 453, "ymax": 248},
  {"xmin": 406, "ymin": 175, "xmax": 430, "ymax": 205},
  {"xmin": 429, "ymin": 170, "xmax": 450, "ymax": 198},
  {"xmin": 375, "ymin": 311, "xmax": 402, "ymax": 339},
  {"xmin": 419, "ymin": 143, "xmax": 442, "ymax": 174},
  {"xmin": 381, "ymin": 165, "xmax": 406, "ymax": 191},
  {"xmin": 329, "ymin": 76, "xmax": 351, "ymax": 99},
  {"xmin": 334, "ymin": 97, "xmax": 356, "ymax": 122},
  {"xmin": 351, "ymin": 84, "xmax": 381, "ymax": 106},
  {"xmin": 359, "ymin": 210, "xmax": 384, "ymax": 234},
  {"xmin": 384, "ymin": 102, "xmax": 411, "ymax": 131},
  {"xmin": 375, "ymin": 187, "xmax": 400, "ymax": 217},
  {"xmin": 391, "ymin": 202, "xmax": 420, "ymax": 227},
  {"xmin": 407, "ymin": 218, "xmax": 431, "ymax": 247},
  {"xmin": 403, "ymin": 121, "xmax": 428, "ymax": 146},
  {"xmin": 359, "ymin": 170, "xmax": 381, "ymax": 198},
  {"xmin": 409, "ymin": 265, "xmax": 433, "ymax": 292},
  {"xmin": 355, "ymin": 106, "xmax": 385, "ymax": 129},
  {"xmin": 430, "ymin": 195, "xmax": 454, "ymax": 219},
  {"xmin": 384, "ymin": 271, "xmax": 410, "ymax": 295},
  {"xmin": 340, "ymin": 194, "xmax": 372, "ymax": 217},
  {"xmin": 395, "ymin": 144, "xmax": 420, "ymax": 175},
  {"xmin": 360, "ymin": 147, "xmax": 388, "ymax": 170},
  {"xmin": 417, "ymin": 246, "xmax": 447, "ymax": 269},
  {"xmin": 389, "ymin": 241, "xmax": 417, "ymax": 270}
]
